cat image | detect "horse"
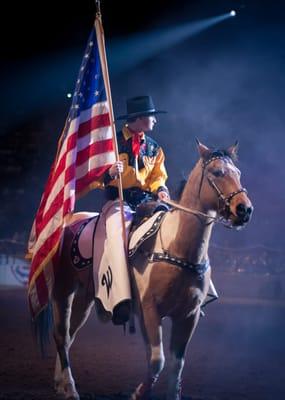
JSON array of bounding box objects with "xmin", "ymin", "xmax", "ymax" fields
[{"xmin": 35, "ymin": 140, "xmax": 253, "ymax": 400}]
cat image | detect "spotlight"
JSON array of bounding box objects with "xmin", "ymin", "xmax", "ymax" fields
[
  {"xmin": 230, "ymin": 10, "xmax": 236, "ymax": 17},
  {"xmin": 66, "ymin": 93, "xmax": 72, "ymax": 98}
]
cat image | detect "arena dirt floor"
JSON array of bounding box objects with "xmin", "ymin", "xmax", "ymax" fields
[{"xmin": 0, "ymin": 287, "xmax": 284, "ymax": 400}]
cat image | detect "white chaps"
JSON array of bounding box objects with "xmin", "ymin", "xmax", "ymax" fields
[{"xmin": 93, "ymin": 200, "xmax": 134, "ymax": 315}]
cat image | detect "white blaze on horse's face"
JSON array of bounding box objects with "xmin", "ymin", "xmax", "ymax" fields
[{"xmin": 197, "ymin": 141, "xmax": 253, "ymax": 228}]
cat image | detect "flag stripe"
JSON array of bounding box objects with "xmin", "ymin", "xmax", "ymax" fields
[
  {"xmin": 75, "ymin": 151, "xmax": 115, "ymax": 180},
  {"xmin": 31, "ymin": 208, "xmax": 63, "ymax": 273},
  {"xmin": 77, "ymin": 126, "xmax": 113, "ymax": 151},
  {"xmin": 33, "ymin": 139, "xmax": 113, "ymax": 244},
  {"xmin": 55, "ymin": 111, "xmax": 110, "ymax": 164},
  {"xmin": 38, "ymin": 186, "xmax": 76, "ymax": 236},
  {"xmin": 77, "ymin": 113, "xmax": 111, "ymax": 138},
  {"xmin": 63, "ymin": 196, "xmax": 73, "ymax": 215},
  {"xmin": 38, "ymin": 190, "xmax": 64, "ymax": 234},
  {"xmin": 43, "ymin": 144, "xmax": 113, "ymax": 218},
  {"xmin": 76, "ymin": 138, "xmax": 114, "ymax": 166},
  {"xmin": 76, "ymin": 165, "xmax": 111, "ymax": 193},
  {"xmin": 47, "ymin": 112, "xmax": 110, "ymax": 195},
  {"xmin": 35, "ymin": 269, "xmax": 49, "ymax": 307},
  {"xmin": 65, "ymin": 163, "xmax": 76, "ymax": 185},
  {"xmin": 29, "ymin": 226, "xmax": 62, "ymax": 277},
  {"xmin": 43, "ymin": 117, "xmax": 112, "ymax": 215},
  {"xmin": 28, "ymin": 20, "xmax": 116, "ymax": 319}
]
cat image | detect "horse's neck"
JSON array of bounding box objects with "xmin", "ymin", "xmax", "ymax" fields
[{"xmin": 167, "ymin": 161, "xmax": 214, "ymax": 264}]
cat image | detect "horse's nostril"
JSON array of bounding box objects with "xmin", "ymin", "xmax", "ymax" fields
[
  {"xmin": 236, "ymin": 203, "xmax": 246, "ymax": 216},
  {"xmin": 236, "ymin": 204, "xmax": 253, "ymax": 218},
  {"xmin": 247, "ymin": 206, "xmax": 253, "ymax": 215}
]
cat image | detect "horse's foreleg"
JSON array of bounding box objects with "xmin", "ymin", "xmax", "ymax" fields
[
  {"xmin": 167, "ymin": 311, "xmax": 200, "ymax": 400},
  {"xmin": 131, "ymin": 301, "xmax": 164, "ymax": 400},
  {"xmin": 53, "ymin": 292, "xmax": 79, "ymax": 400}
]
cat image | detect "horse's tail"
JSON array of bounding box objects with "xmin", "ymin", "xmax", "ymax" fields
[{"xmin": 32, "ymin": 302, "xmax": 53, "ymax": 357}]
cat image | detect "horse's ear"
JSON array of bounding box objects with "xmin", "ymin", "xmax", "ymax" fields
[
  {"xmin": 196, "ymin": 138, "xmax": 211, "ymax": 160},
  {"xmin": 227, "ymin": 140, "xmax": 239, "ymax": 159}
]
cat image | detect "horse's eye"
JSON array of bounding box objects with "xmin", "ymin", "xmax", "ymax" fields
[{"xmin": 212, "ymin": 170, "xmax": 224, "ymax": 177}]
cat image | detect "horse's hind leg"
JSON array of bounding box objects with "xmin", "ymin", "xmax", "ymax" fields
[
  {"xmin": 131, "ymin": 300, "xmax": 165, "ymax": 400},
  {"xmin": 53, "ymin": 291, "xmax": 79, "ymax": 400},
  {"xmin": 167, "ymin": 311, "xmax": 200, "ymax": 400},
  {"xmin": 69, "ymin": 282, "xmax": 95, "ymax": 344},
  {"xmin": 54, "ymin": 280, "xmax": 94, "ymax": 398},
  {"xmin": 54, "ymin": 353, "xmax": 63, "ymax": 394}
]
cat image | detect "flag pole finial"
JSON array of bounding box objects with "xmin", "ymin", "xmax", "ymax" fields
[{"xmin": 95, "ymin": 0, "xmax": 101, "ymax": 17}]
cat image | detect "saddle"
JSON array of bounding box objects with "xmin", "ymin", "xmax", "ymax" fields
[
  {"xmin": 69, "ymin": 204, "xmax": 168, "ymax": 271},
  {"xmin": 68, "ymin": 207, "xmax": 218, "ymax": 324},
  {"xmin": 68, "ymin": 206, "xmax": 167, "ymax": 326},
  {"xmin": 131, "ymin": 201, "xmax": 169, "ymax": 229}
]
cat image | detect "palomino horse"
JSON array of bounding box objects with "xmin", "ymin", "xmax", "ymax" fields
[{"xmin": 36, "ymin": 141, "xmax": 253, "ymax": 400}]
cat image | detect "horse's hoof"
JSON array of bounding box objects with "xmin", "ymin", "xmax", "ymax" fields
[
  {"xmin": 130, "ymin": 383, "xmax": 151, "ymax": 400},
  {"xmin": 66, "ymin": 395, "xmax": 80, "ymax": 400},
  {"xmin": 66, "ymin": 397, "xmax": 80, "ymax": 400},
  {"xmin": 54, "ymin": 380, "xmax": 65, "ymax": 395},
  {"xmin": 166, "ymin": 383, "xmax": 182, "ymax": 400},
  {"xmin": 64, "ymin": 383, "xmax": 80, "ymax": 400}
]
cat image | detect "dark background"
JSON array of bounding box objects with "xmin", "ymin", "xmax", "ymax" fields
[
  {"xmin": 1, "ymin": 2, "xmax": 285, "ymax": 399},
  {"xmin": 1, "ymin": 0, "xmax": 285, "ymax": 250}
]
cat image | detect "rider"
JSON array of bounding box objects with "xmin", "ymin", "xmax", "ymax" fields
[
  {"xmin": 99, "ymin": 95, "xmax": 170, "ymax": 324},
  {"xmin": 106, "ymin": 95, "xmax": 170, "ymax": 205}
]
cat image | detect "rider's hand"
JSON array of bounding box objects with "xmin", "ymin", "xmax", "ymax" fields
[
  {"xmin": 109, "ymin": 161, "xmax": 124, "ymax": 179},
  {"xmin": 157, "ymin": 190, "xmax": 170, "ymax": 201}
]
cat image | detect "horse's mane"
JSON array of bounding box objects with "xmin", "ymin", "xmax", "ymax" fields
[
  {"xmin": 204, "ymin": 149, "xmax": 237, "ymax": 162},
  {"xmin": 175, "ymin": 178, "xmax": 188, "ymax": 200},
  {"xmin": 175, "ymin": 148, "xmax": 237, "ymax": 200}
]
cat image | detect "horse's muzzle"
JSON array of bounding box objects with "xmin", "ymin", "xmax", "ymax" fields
[{"xmin": 232, "ymin": 203, "xmax": 254, "ymax": 228}]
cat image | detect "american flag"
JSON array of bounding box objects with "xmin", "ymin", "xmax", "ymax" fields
[{"xmin": 27, "ymin": 16, "xmax": 116, "ymax": 318}]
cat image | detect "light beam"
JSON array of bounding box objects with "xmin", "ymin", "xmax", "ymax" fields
[{"xmin": 108, "ymin": 13, "xmax": 237, "ymax": 75}]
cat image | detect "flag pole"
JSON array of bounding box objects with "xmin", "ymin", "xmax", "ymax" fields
[{"xmin": 95, "ymin": 1, "xmax": 128, "ymax": 250}]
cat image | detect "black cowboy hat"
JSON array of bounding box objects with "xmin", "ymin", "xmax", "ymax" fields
[{"xmin": 116, "ymin": 95, "xmax": 167, "ymax": 120}]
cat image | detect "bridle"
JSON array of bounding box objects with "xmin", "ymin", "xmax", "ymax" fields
[
  {"xmin": 163, "ymin": 155, "xmax": 248, "ymax": 226},
  {"xmin": 202, "ymin": 156, "xmax": 248, "ymax": 221},
  {"xmin": 147, "ymin": 155, "xmax": 248, "ymax": 275}
]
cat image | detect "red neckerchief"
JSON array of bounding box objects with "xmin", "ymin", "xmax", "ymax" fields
[{"xmin": 129, "ymin": 129, "xmax": 144, "ymax": 158}]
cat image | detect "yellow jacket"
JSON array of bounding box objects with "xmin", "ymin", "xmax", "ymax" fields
[{"xmin": 106, "ymin": 126, "xmax": 168, "ymax": 193}]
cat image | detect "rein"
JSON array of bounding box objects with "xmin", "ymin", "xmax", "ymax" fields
[
  {"xmin": 163, "ymin": 155, "xmax": 248, "ymax": 226},
  {"xmin": 144, "ymin": 154, "xmax": 248, "ymax": 279},
  {"xmin": 162, "ymin": 198, "xmax": 218, "ymax": 221}
]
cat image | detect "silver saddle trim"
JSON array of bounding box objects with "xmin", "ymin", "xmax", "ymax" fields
[
  {"xmin": 71, "ymin": 214, "xmax": 99, "ymax": 270},
  {"xmin": 128, "ymin": 211, "xmax": 166, "ymax": 258}
]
